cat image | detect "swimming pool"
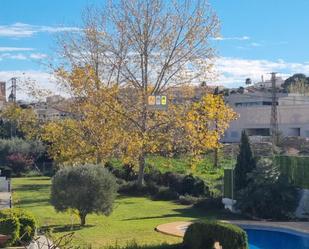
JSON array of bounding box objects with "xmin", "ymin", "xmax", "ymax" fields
[
  {"xmin": 245, "ymin": 228, "xmax": 309, "ymax": 249},
  {"xmin": 177, "ymin": 224, "xmax": 309, "ymax": 249}
]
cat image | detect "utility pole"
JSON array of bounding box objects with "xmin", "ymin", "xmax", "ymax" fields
[
  {"xmin": 8, "ymin": 77, "xmax": 18, "ymax": 137},
  {"xmin": 270, "ymin": 72, "xmax": 279, "ymax": 152},
  {"xmin": 8, "ymin": 77, "xmax": 17, "ymax": 103}
]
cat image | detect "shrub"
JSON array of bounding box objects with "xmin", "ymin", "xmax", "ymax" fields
[
  {"xmin": 182, "ymin": 174, "xmax": 208, "ymax": 197},
  {"xmin": 0, "ymin": 138, "xmax": 46, "ymax": 176},
  {"xmin": 106, "ymin": 162, "xmax": 138, "ymax": 181},
  {"xmin": 236, "ymin": 158, "xmax": 299, "ymax": 220},
  {"xmin": 0, "ymin": 217, "xmax": 20, "ymax": 247},
  {"xmin": 118, "ymin": 181, "xmax": 159, "ymax": 196},
  {"xmin": 146, "ymin": 171, "xmax": 209, "ymax": 197},
  {"xmin": 153, "ymin": 187, "xmax": 179, "ymax": 201},
  {"xmin": 6, "ymin": 153, "xmax": 34, "ymax": 176},
  {"xmin": 183, "ymin": 221, "xmax": 248, "ymax": 249},
  {"xmin": 0, "ymin": 208, "xmax": 36, "ymax": 244},
  {"xmin": 51, "ymin": 164, "xmax": 118, "ymax": 226},
  {"xmin": 194, "ymin": 197, "xmax": 224, "ymax": 211},
  {"xmin": 178, "ymin": 195, "xmax": 202, "ymax": 205}
]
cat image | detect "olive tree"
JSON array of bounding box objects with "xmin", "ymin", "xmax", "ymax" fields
[{"xmin": 50, "ymin": 164, "xmax": 117, "ymax": 226}]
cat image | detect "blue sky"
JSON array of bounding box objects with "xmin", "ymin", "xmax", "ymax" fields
[{"xmin": 1, "ymin": 0, "xmax": 309, "ymax": 98}]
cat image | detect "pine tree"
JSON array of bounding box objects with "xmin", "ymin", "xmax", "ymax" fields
[{"xmin": 234, "ymin": 130, "xmax": 256, "ymax": 191}]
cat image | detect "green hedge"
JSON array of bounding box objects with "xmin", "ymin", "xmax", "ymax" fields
[
  {"xmin": 183, "ymin": 221, "xmax": 248, "ymax": 249},
  {"xmin": 0, "ymin": 208, "xmax": 36, "ymax": 244},
  {"xmin": 0, "ymin": 217, "xmax": 20, "ymax": 247},
  {"xmin": 223, "ymin": 169, "xmax": 234, "ymax": 198},
  {"xmin": 275, "ymin": 156, "xmax": 309, "ymax": 189}
]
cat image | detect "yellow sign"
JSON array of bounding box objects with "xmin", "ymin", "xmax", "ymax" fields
[
  {"xmin": 148, "ymin": 95, "xmax": 156, "ymax": 105},
  {"xmin": 161, "ymin": 96, "xmax": 167, "ymax": 105}
]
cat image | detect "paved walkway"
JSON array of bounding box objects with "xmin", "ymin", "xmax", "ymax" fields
[
  {"xmin": 155, "ymin": 220, "xmax": 309, "ymax": 238},
  {"xmin": 27, "ymin": 236, "xmax": 56, "ymax": 249},
  {"xmin": 0, "ymin": 192, "xmax": 11, "ymax": 209}
]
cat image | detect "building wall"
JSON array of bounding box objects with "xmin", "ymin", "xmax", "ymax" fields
[{"xmin": 223, "ymin": 94, "xmax": 309, "ymax": 142}]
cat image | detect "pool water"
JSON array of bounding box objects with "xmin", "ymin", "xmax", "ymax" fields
[{"xmin": 246, "ymin": 228, "xmax": 309, "ymax": 249}]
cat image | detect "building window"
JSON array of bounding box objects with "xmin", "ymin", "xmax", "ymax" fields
[
  {"xmin": 305, "ymin": 131, "xmax": 309, "ymax": 137},
  {"xmin": 287, "ymin": 128, "xmax": 301, "ymax": 137},
  {"xmin": 245, "ymin": 128, "xmax": 270, "ymax": 136},
  {"xmin": 230, "ymin": 131, "xmax": 238, "ymax": 138}
]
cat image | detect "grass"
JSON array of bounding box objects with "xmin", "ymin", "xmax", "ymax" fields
[{"xmin": 12, "ymin": 177, "xmax": 233, "ymax": 248}]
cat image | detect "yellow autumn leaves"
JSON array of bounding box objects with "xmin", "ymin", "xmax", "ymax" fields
[{"xmin": 1, "ymin": 66, "xmax": 237, "ymax": 169}]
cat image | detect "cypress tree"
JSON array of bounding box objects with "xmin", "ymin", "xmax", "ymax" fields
[{"xmin": 234, "ymin": 130, "xmax": 256, "ymax": 191}]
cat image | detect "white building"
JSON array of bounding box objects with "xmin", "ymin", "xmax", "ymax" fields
[{"xmin": 223, "ymin": 92, "xmax": 309, "ymax": 142}]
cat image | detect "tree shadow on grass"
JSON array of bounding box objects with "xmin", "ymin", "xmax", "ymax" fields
[
  {"xmin": 16, "ymin": 197, "xmax": 49, "ymax": 206},
  {"xmin": 13, "ymin": 183, "xmax": 50, "ymax": 192},
  {"xmin": 41, "ymin": 224, "xmax": 95, "ymax": 233},
  {"xmin": 122, "ymin": 206, "xmax": 243, "ymax": 222},
  {"xmin": 121, "ymin": 206, "xmax": 209, "ymax": 221}
]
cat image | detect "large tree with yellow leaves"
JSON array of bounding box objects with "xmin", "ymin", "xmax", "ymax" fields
[{"xmin": 42, "ymin": 0, "xmax": 237, "ymax": 186}]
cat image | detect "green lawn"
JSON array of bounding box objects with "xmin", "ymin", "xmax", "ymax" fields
[{"xmin": 12, "ymin": 177, "xmax": 226, "ymax": 248}]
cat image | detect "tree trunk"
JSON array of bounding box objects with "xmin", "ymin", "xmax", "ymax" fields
[
  {"xmin": 79, "ymin": 212, "xmax": 87, "ymax": 226},
  {"xmin": 137, "ymin": 153, "xmax": 145, "ymax": 187},
  {"xmin": 214, "ymin": 148, "xmax": 219, "ymax": 167},
  {"xmin": 137, "ymin": 91, "xmax": 147, "ymax": 188}
]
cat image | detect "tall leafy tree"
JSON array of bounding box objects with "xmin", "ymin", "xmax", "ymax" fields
[
  {"xmin": 282, "ymin": 73, "xmax": 309, "ymax": 93},
  {"xmin": 234, "ymin": 130, "xmax": 256, "ymax": 192},
  {"xmin": 53, "ymin": 0, "xmax": 220, "ymax": 187}
]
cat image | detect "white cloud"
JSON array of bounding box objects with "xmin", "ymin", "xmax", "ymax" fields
[
  {"xmin": 29, "ymin": 53, "xmax": 48, "ymax": 59},
  {"xmin": 0, "ymin": 47, "xmax": 34, "ymax": 52},
  {"xmin": 250, "ymin": 42, "xmax": 262, "ymax": 47},
  {"xmin": 213, "ymin": 57, "xmax": 309, "ymax": 87},
  {"xmin": 213, "ymin": 36, "xmax": 250, "ymax": 41},
  {"xmin": 0, "ymin": 52, "xmax": 48, "ymax": 61},
  {"xmin": 0, "ymin": 23, "xmax": 80, "ymax": 38},
  {"xmin": 0, "ymin": 53, "xmax": 27, "ymax": 60},
  {"xmin": 2, "ymin": 57, "xmax": 309, "ymax": 100},
  {"xmin": 8, "ymin": 54, "xmax": 28, "ymax": 60}
]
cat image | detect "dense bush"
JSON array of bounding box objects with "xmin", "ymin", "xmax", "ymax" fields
[
  {"xmin": 118, "ymin": 181, "xmax": 159, "ymax": 196},
  {"xmin": 6, "ymin": 153, "xmax": 34, "ymax": 176},
  {"xmin": 236, "ymin": 158, "xmax": 299, "ymax": 220},
  {"xmin": 194, "ymin": 197, "xmax": 224, "ymax": 211},
  {"xmin": 183, "ymin": 221, "xmax": 248, "ymax": 249},
  {"xmin": 145, "ymin": 170, "xmax": 209, "ymax": 197},
  {"xmin": 110, "ymin": 162, "xmax": 209, "ymax": 200},
  {"xmin": 178, "ymin": 195, "xmax": 202, "ymax": 205},
  {"xmin": 51, "ymin": 164, "xmax": 118, "ymax": 226},
  {"xmin": 0, "ymin": 208, "xmax": 37, "ymax": 244},
  {"xmin": 106, "ymin": 162, "xmax": 138, "ymax": 181},
  {"xmin": 0, "ymin": 138, "xmax": 46, "ymax": 176},
  {"xmin": 0, "ymin": 217, "xmax": 20, "ymax": 247},
  {"xmin": 152, "ymin": 186, "xmax": 179, "ymax": 201}
]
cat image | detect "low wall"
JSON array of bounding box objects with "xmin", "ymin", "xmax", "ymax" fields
[
  {"xmin": 296, "ymin": 189, "xmax": 309, "ymax": 219},
  {"xmin": 0, "ymin": 177, "xmax": 9, "ymax": 192}
]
